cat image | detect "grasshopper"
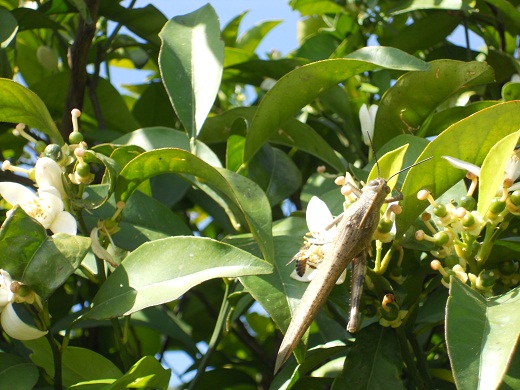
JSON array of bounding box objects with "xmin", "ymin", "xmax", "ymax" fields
[{"xmin": 274, "ymin": 156, "xmax": 432, "ymax": 374}]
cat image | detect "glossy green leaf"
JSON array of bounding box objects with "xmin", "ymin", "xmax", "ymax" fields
[
  {"xmin": 373, "ymin": 60, "xmax": 495, "ymax": 149},
  {"xmin": 502, "ymin": 82, "xmax": 520, "ymax": 101},
  {"xmin": 114, "ymin": 148, "xmax": 273, "ymax": 261},
  {"xmin": 389, "ymin": 0, "xmax": 475, "ymax": 15},
  {"xmin": 84, "ymin": 236, "xmax": 272, "ymax": 319},
  {"xmin": 248, "ymin": 146, "xmax": 302, "ymax": 206},
  {"xmin": 245, "ymin": 52, "xmax": 429, "ymax": 162},
  {"xmin": 380, "ymin": 12, "xmax": 460, "ymax": 54},
  {"xmin": 24, "ymin": 338, "xmax": 123, "ymax": 387},
  {"xmin": 290, "ymin": 0, "xmax": 344, "ymax": 15},
  {"xmin": 446, "ymin": 278, "xmax": 520, "ymax": 390},
  {"xmin": 80, "ymin": 150, "xmax": 121, "ymax": 209},
  {"xmin": 200, "ymin": 107, "xmax": 345, "ymax": 172},
  {"xmin": 367, "ymin": 144, "xmax": 409, "ymax": 192},
  {"xmin": 0, "ymin": 78, "xmax": 62, "ymax": 144},
  {"xmin": 108, "ymin": 356, "xmax": 170, "ymax": 389},
  {"xmin": 0, "ymin": 353, "xmax": 38, "ymax": 389},
  {"xmin": 113, "ymin": 126, "xmax": 222, "ymax": 167},
  {"xmin": 159, "ymin": 4, "xmax": 224, "ymax": 138},
  {"xmin": 0, "ymin": 8, "xmax": 17, "ymax": 47},
  {"xmin": 236, "ymin": 20, "xmax": 281, "ymax": 55},
  {"xmin": 226, "ymin": 117, "xmax": 247, "ymax": 172},
  {"xmin": 478, "ymin": 130, "xmax": 520, "ymax": 216},
  {"xmin": 332, "ymin": 325, "xmax": 403, "ymax": 389},
  {"xmin": 83, "ymin": 185, "xmax": 192, "ymax": 251},
  {"xmin": 23, "ymin": 232, "xmax": 91, "ymax": 299},
  {"xmin": 0, "ymin": 206, "xmax": 47, "ymax": 280},
  {"xmin": 345, "ymin": 46, "xmax": 432, "ymax": 70},
  {"xmin": 221, "ymin": 11, "xmax": 248, "ymax": 47},
  {"xmin": 396, "ymin": 101, "xmax": 520, "ymax": 236}
]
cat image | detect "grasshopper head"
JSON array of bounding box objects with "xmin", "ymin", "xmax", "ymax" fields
[{"xmin": 366, "ymin": 177, "xmax": 391, "ymax": 196}]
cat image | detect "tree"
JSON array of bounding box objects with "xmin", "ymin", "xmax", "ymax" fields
[{"xmin": 0, "ymin": 1, "xmax": 519, "ymax": 389}]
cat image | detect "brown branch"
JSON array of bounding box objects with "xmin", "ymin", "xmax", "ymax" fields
[{"xmin": 60, "ymin": 0, "xmax": 101, "ymax": 139}]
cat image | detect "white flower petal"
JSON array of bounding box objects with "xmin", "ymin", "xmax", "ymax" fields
[
  {"xmin": 442, "ymin": 156, "xmax": 481, "ymax": 176},
  {"xmin": 306, "ymin": 196, "xmax": 335, "ymax": 241},
  {"xmin": 359, "ymin": 104, "xmax": 372, "ymax": 146},
  {"xmin": 0, "ymin": 182, "xmax": 37, "ymax": 206},
  {"xmin": 1, "ymin": 303, "xmax": 47, "ymax": 340},
  {"xmin": 49, "ymin": 210, "xmax": 77, "ymax": 235},
  {"xmin": 336, "ymin": 269, "xmax": 346, "ymax": 285},
  {"xmin": 35, "ymin": 157, "xmax": 65, "ymax": 198},
  {"xmin": 504, "ymin": 154, "xmax": 520, "ymax": 181},
  {"xmin": 0, "ymin": 270, "xmax": 14, "ymax": 309}
]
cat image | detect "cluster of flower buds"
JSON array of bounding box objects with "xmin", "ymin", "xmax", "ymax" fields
[{"xmin": 416, "ymin": 154, "xmax": 520, "ymax": 295}]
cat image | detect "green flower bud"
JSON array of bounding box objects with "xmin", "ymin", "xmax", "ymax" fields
[
  {"xmin": 76, "ymin": 162, "xmax": 90, "ymax": 177},
  {"xmin": 380, "ymin": 303, "xmax": 399, "ymax": 321},
  {"xmin": 477, "ymin": 269, "xmax": 496, "ymax": 289},
  {"xmin": 460, "ymin": 196, "xmax": 476, "ymax": 211},
  {"xmin": 510, "ymin": 190, "xmax": 520, "ymax": 206},
  {"xmin": 378, "ymin": 219, "xmax": 393, "ymax": 234},
  {"xmin": 489, "ymin": 198, "xmax": 506, "ymax": 214},
  {"xmin": 68, "ymin": 132, "xmax": 84, "ymax": 144},
  {"xmin": 433, "ymin": 204, "xmax": 447, "ymax": 217},
  {"xmin": 43, "ymin": 144, "xmax": 62, "ymax": 161},
  {"xmin": 434, "ymin": 231, "xmax": 449, "ymax": 246}
]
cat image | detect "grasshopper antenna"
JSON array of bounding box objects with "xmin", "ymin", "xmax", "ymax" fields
[
  {"xmin": 365, "ymin": 131, "xmax": 380, "ymax": 178},
  {"xmin": 387, "ymin": 156, "xmax": 433, "ymax": 181}
]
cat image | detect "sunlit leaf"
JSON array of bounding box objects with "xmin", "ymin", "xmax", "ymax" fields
[
  {"xmin": 84, "ymin": 236, "xmax": 272, "ymax": 319},
  {"xmin": 446, "ymin": 278, "xmax": 520, "ymax": 390},
  {"xmin": 159, "ymin": 4, "xmax": 224, "ymax": 138}
]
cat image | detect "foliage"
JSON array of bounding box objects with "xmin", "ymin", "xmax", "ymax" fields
[{"xmin": 0, "ymin": 0, "xmax": 519, "ymax": 389}]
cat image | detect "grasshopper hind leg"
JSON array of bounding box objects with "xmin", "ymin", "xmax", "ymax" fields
[{"xmin": 347, "ymin": 251, "xmax": 367, "ymax": 333}]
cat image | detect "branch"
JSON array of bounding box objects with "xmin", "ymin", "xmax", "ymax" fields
[{"xmin": 60, "ymin": 0, "xmax": 101, "ymax": 139}]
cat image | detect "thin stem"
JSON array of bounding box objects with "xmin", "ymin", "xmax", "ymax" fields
[
  {"xmin": 111, "ymin": 318, "xmax": 132, "ymax": 371},
  {"xmin": 407, "ymin": 329, "xmax": 435, "ymax": 390},
  {"xmin": 396, "ymin": 327, "xmax": 424, "ymax": 389},
  {"xmin": 188, "ymin": 280, "xmax": 232, "ymax": 390},
  {"xmin": 46, "ymin": 333, "xmax": 62, "ymax": 390}
]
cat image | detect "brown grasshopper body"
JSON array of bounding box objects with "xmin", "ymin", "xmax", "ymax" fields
[{"xmin": 274, "ymin": 177, "xmax": 397, "ymax": 373}]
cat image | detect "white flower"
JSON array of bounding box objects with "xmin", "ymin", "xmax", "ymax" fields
[
  {"xmin": 0, "ymin": 158, "xmax": 76, "ymax": 235},
  {"xmin": 443, "ymin": 153, "xmax": 520, "ymax": 192},
  {"xmin": 359, "ymin": 104, "xmax": 378, "ymax": 146},
  {"xmin": 0, "ymin": 270, "xmax": 47, "ymax": 340},
  {"xmin": 290, "ymin": 197, "xmax": 346, "ymax": 284}
]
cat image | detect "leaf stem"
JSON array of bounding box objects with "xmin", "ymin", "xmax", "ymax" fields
[
  {"xmin": 111, "ymin": 318, "xmax": 132, "ymax": 371},
  {"xmin": 46, "ymin": 332, "xmax": 62, "ymax": 390},
  {"xmin": 396, "ymin": 327, "xmax": 424, "ymax": 389},
  {"xmin": 188, "ymin": 280, "xmax": 232, "ymax": 390}
]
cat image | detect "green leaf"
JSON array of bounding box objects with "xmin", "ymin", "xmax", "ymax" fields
[
  {"xmin": 332, "ymin": 325, "xmax": 403, "ymax": 389},
  {"xmin": 502, "ymin": 82, "xmax": 520, "ymax": 101},
  {"xmin": 108, "ymin": 356, "xmax": 170, "ymax": 389},
  {"xmin": 388, "ymin": 0, "xmax": 475, "ymax": 15},
  {"xmin": 113, "ymin": 126, "xmax": 222, "ymax": 167},
  {"xmin": 221, "ymin": 11, "xmax": 248, "ymax": 47},
  {"xmin": 478, "ymin": 130, "xmax": 520, "ymax": 216},
  {"xmin": 79, "ymin": 150, "xmax": 121, "ymax": 209},
  {"xmin": 114, "ymin": 148, "xmax": 273, "ymax": 262},
  {"xmin": 379, "ymin": 12, "xmax": 460, "ymax": 54},
  {"xmin": 0, "ymin": 8, "xmax": 17, "ymax": 47},
  {"xmin": 82, "ymin": 185, "xmax": 192, "ymax": 251},
  {"xmin": 244, "ymin": 53, "xmax": 429, "ymax": 162},
  {"xmin": 367, "ymin": 144, "xmax": 409, "ymax": 192},
  {"xmin": 373, "ymin": 60, "xmax": 495, "ymax": 149},
  {"xmin": 84, "ymin": 236, "xmax": 272, "ymax": 319},
  {"xmin": 236, "ymin": 20, "xmax": 281, "ymax": 56},
  {"xmin": 345, "ymin": 46, "xmax": 432, "ymax": 70},
  {"xmin": 200, "ymin": 107, "xmax": 345, "ymax": 172},
  {"xmin": 226, "ymin": 117, "xmax": 247, "ymax": 172},
  {"xmin": 0, "ymin": 207, "xmax": 90, "ymax": 298},
  {"xmin": 23, "ymin": 233, "xmax": 91, "ymax": 299},
  {"xmin": 0, "ymin": 206, "xmax": 48, "ymax": 280},
  {"xmin": 24, "ymin": 338, "xmax": 123, "ymax": 387},
  {"xmin": 446, "ymin": 278, "xmax": 520, "ymax": 390},
  {"xmin": 290, "ymin": 0, "xmax": 345, "ymax": 16},
  {"xmin": 396, "ymin": 101, "xmax": 520, "ymax": 236},
  {"xmin": 248, "ymin": 146, "xmax": 302, "ymax": 206},
  {"xmin": 159, "ymin": 4, "xmax": 224, "ymax": 138},
  {"xmin": 0, "ymin": 78, "xmax": 62, "ymax": 144},
  {"xmin": 0, "ymin": 353, "xmax": 38, "ymax": 389}
]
